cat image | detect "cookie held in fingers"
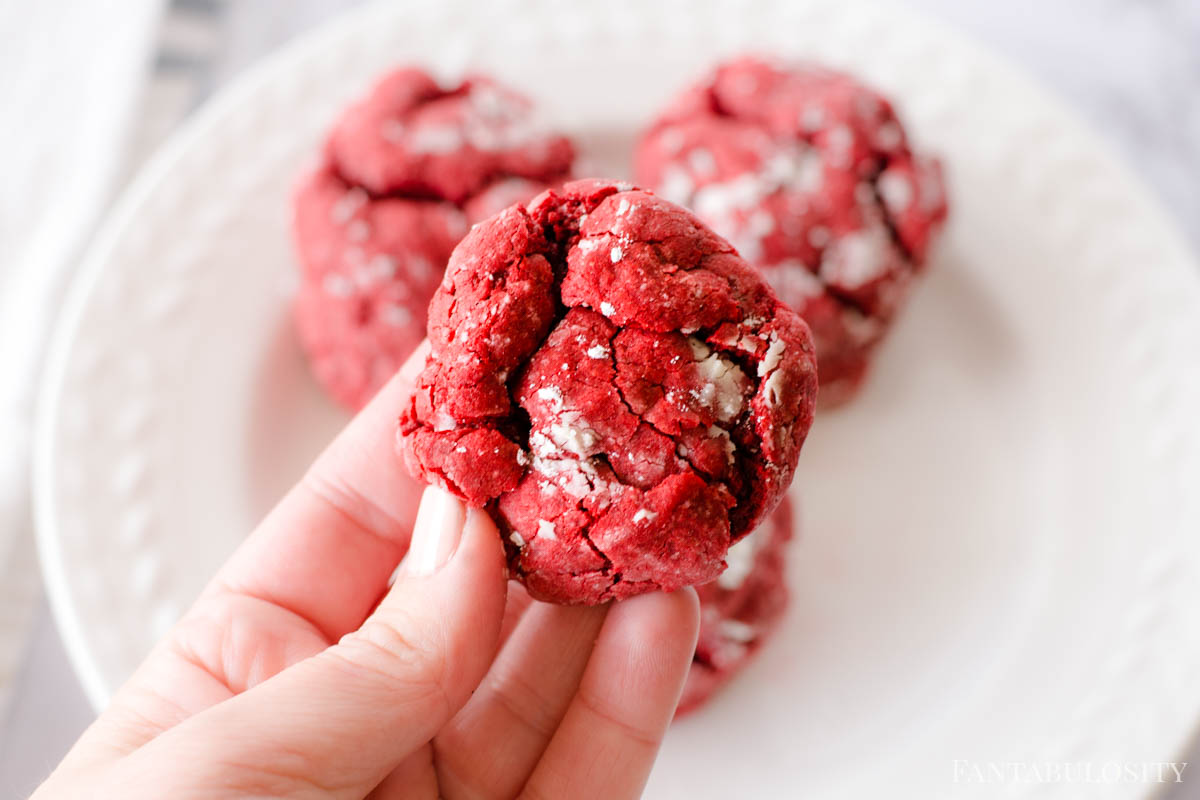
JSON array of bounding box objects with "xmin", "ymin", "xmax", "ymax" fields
[{"xmin": 398, "ymin": 179, "xmax": 818, "ymax": 605}]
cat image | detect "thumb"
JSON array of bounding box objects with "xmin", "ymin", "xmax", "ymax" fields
[{"xmin": 131, "ymin": 487, "xmax": 508, "ymax": 797}]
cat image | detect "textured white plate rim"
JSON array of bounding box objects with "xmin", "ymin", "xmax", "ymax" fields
[
  {"xmin": 32, "ymin": 0, "xmax": 1200, "ymax": 791},
  {"xmin": 31, "ymin": 0, "xmax": 394, "ymax": 712}
]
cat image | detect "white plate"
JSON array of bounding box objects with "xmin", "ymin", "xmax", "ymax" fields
[{"xmin": 34, "ymin": 1, "xmax": 1200, "ymax": 797}]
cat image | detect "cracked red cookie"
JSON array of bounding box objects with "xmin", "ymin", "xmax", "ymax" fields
[
  {"xmin": 328, "ymin": 67, "xmax": 574, "ymax": 205},
  {"xmin": 636, "ymin": 57, "xmax": 947, "ymax": 406},
  {"xmin": 678, "ymin": 495, "xmax": 792, "ymax": 716},
  {"xmin": 293, "ymin": 68, "xmax": 574, "ymax": 410},
  {"xmin": 398, "ymin": 178, "xmax": 818, "ymax": 605}
]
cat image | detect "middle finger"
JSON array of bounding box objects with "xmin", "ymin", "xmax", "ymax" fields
[{"xmin": 432, "ymin": 599, "xmax": 608, "ymax": 799}]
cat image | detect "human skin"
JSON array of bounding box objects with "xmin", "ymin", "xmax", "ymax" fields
[{"xmin": 32, "ymin": 344, "xmax": 699, "ymax": 800}]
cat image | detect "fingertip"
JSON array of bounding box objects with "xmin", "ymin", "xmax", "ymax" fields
[
  {"xmin": 673, "ymin": 585, "xmax": 702, "ymax": 631},
  {"xmin": 404, "ymin": 486, "xmax": 467, "ymax": 576},
  {"xmin": 515, "ymin": 586, "xmax": 701, "ymax": 799},
  {"xmin": 600, "ymin": 585, "xmax": 700, "ymax": 695},
  {"xmin": 611, "ymin": 586, "xmax": 701, "ymax": 650},
  {"xmin": 401, "ymin": 338, "xmax": 432, "ymax": 377},
  {"xmin": 453, "ymin": 506, "xmax": 507, "ymax": 586},
  {"xmin": 424, "ymin": 504, "xmax": 508, "ymax": 684}
]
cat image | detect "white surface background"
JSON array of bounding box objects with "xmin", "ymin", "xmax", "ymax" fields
[{"xmin": 1, "ymin": 0, "xmax": 1198, "ymax": 796}]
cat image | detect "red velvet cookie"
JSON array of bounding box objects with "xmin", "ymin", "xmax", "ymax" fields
[
  {"xmin": 293, "ymin": 168, "xmax": 468, "ymax": 409},
  {"xmin": 293, "ymin": 68, "xmax": 574, "ymax": 410},
  {"xmin": 636, "ymin": 57, "xmax": 947, "ymax": 405},
  {"xmin": 398, "ymin": 179, "xmax": 818, "ymax": 605},
  {"xmin": 678, "ymin": 496, "xmax": 792, "ymax": 716},
  {"xmin": 327, "ymin": 68, "xmax": 575, "ymax": 205}
]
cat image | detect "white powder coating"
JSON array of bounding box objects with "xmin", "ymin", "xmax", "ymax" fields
[
  {"xmin": 840, "ymin": 307, "xmax": 884, "ymax": 347},
  {"xmin": 532, "ymin": 386, "xmax": 599, "ymax": 457},
  {"xmin": 536, "ymin": 385, "xmax": 564, "ymax": 409},
  {"xmin": 577, "ymin": 238, "xmax": 599, "ymax": 253},
  {"xmin": 408, "ymin": 255, "xmax": 435, "ymax": 281},
  {"xmin": 718, "ymin": 527, "xmax": 761, "ymax": 589},
  {"xmin": 615, "ymin": 197, "xmax": 631, "ymax": 217},
  {"xmin": 510, "ymin": 531, "xmax": 526, "ymax": 547},
  {"xmin": 688, "ymin": 144, "xmax": 823, "ymax": 264},
  {"xmin": 825, "ymin": 124, "xmax": 854, "ymax": 166},
  {"xmin": 536, "ymin": 519, "xmax": 557, "ymax": 540},
  {"xmin": 799, "ymin": 105, "xmax": 825, "ymax": 132},
  {"xmin": 730, "ymin": 235, "xmax": 762, "ymax": 265},
  {"xmin": 747, "ymin": 209, "xmax": 775, "ymax": 239},
  {"xmin": 408, "ymin": 124, "xmax": 465, "ymax": 154},
  {"xmin": 693, "ymin": 172, "xmax": 769, "ymax": 224},
  {"xmin": 878, "ymin": 170, "xmax": 913, "ymax": 213},
  {"xmin": 708, "ymin": 425, "xmax": 737, "ymax": 465},
  {"xmin": 610, "ymin": 245, "xmax": 624, "ymax": 263},
  {"xmin": 401, "ymin": 85, "xmax": 549, "ymax": 157},
  {"xmin": 764, "ymin": 370, "xmax": 786, "ymax": 407},
  {"xmin": 657, "ymin": 165, "xmax": 695, "ymax": 206},
  {"xmin": 331, "ymin": 188, "xmax": 368, "ymax": 224},
  {"xmin": 688, "ymin": 147, "xmax": 717, "ymax": 177},
  {"xmin": 718, "ymin": 619, "xmax": 758, "ymax": 644},
  {"xmin": 600, "ymin": 301, "xmax": 616, "ymax": 317},
  {"xmin": 632, "ymin": 508, "xmax": 659, "ymax": 524},
  {"xmin": 359, "ymin": 254, "xmax": 398, "ymax": 286},
  {"xmin": 469, "ymin": 84, "xmax": 515, "ymax": 119},
  {"xmin": 733, "ymin": 209, "xmax": 777, "ymax": 263},
  {"xmin": 757, "ymin": 333, "xmax": 786, "ymax": 377},
  {"xmin": 772, "ymin": 148, "xmax": 824, "ymax": 194},
  {"xmin": 819, "ymin": 226, "xmax": 892, "ymax": 289},
  {"xmin": 687, "ymin": 338, "xmax": 749, "ymax": 422},
  {"xmin": 529, "ymin": 435, "xmax": 590, "ymax": 496},
  {"xmin": 322, "ymin": 273, "xmax": 354, "ymax": 298},
  {"xmin": 658, "ymin": 126, "xmax": 685, "ymax": 154},
  {"xmin": 528, "ymin": 440, "xmax": 619, "ymax": 502},
  {"xmin": 764, "ymin": 260, "xmax": 824, "ymax": 304},
  {"xmin": 381, "ymin": 305, "xmax": 413, "ymax": 327},
  {"xmin": 547, "ymin": 415, "xmax": 599, "ymax": 458},
  {"xmin": 707, "ymin": 316, "xmax": 759, "ymax": 352},
  {"xmin": 586, "ymin": 344, "xmax": 609, "ymax": 359}
]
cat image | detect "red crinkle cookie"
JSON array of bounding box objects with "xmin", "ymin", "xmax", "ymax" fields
[
  {"xmin": 327, "ymin": 67, "xmax": 575, "ymax": 205},
  {"xmin": 635, "ymin": 57, "xmax": 947, "ymax": 406},
  {"xmin": 398, "ymin": 179, "xmax": 818, "ymax": 605},
  {"xmin": 678, "ymin": 496, "xmax": 792, "ymax": 716},
  {"xmin": 293, "ymin": 68, "xmax": 574, "ymax": 410}
]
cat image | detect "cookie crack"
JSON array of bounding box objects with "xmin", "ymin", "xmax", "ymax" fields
[
  {"xmin": 600, "ymin": 329, "xmax": 753, "ymax": 519},
  {"xmin": 868, "ymin": 161, "xmax": 918, "ymax": 264}
]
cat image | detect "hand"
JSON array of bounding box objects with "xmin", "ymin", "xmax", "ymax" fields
[{"xmin": 33, "ymin": 344, "xmax": 700, "ymax": 799}]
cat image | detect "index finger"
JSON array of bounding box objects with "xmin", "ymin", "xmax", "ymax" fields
[{"xmin": 205, "ymin": 340, "xmax": 431, "ymax": 641}]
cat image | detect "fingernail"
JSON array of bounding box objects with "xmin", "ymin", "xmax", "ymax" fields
[{"xmin": 405, "ymin": 486, "xmax": 467, "ymax": 576}]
